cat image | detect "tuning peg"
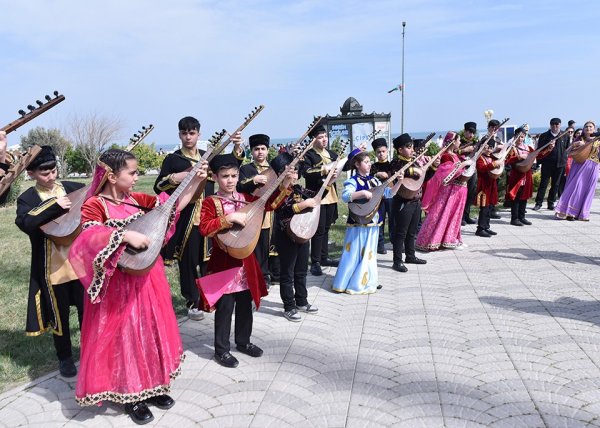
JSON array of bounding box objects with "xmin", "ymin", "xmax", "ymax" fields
[
  {"xmin": 45, "ymin": 95, "xmax": 52, "ymax": 101},
  {"xmin": 53, "ymin": 91, "xmax": 59, "ymax": 97},
  {"xmin": 141, "ymin": 126, "xmax": 146, "ymax": 131},
  {"xmin": 36, "ymin": 100, "xmax": 44, "ymax": 107},
  {"xmin": 18, "ymin": 109, "xmax": 26, "ymax": 116},
  {"xmin": 27, "ymin": 105, "xmax": 35, "ymax": 111}
]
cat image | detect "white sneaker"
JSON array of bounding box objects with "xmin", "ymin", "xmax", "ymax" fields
[{"xmin": 188, "ymin": 307, "xmax": 204, "ymax": 321}]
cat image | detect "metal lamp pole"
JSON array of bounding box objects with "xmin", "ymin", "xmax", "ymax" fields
[{"xmin": 401, "ymin": 21, "xmax": 406, "ymax": 134}]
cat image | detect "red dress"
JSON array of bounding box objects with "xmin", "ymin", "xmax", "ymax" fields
[
  {"xmin": 476, "ymin": 155, "xmax": 499, "ymax": 206},
  {"xmin": 69, "ymin": 192, "xmax": 183, "ymax": 406}
]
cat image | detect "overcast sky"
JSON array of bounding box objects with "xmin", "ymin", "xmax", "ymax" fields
[{"xmin": 1, "ymin": 0, "xmax": 598, "ymax": 147}]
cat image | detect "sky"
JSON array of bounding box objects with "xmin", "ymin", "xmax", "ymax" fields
[{"xmin": 1, "ymin": 0, "xmax": 599, "ymax": 148}]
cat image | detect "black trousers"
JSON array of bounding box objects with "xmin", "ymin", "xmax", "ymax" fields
[
  {"xmin": 275, "ymin": 232, "xmax": 309, "ymax": 312},
  {"xmin": 391, "ymin": 198, "xmax": 421, "ymax": 264},
  {"xmin": 463, "ymin": 175, "xmax": 478, "ymax": 220},
  {"xmin": 511, "ymin": 187, "xmax": 528, "ymax": 221},
  {"xmin": 310, "ymin": 203, "xmax": 337, "ymax": 264},
  {"xmin": 52, "ymin": 280, "xmax": 84, "ymax": 361},
  {"xmin": 477, "ymin": 205, "xmax": 491, "ymax": 231},
  {"xmin": 253, "ymin": 228, "xmax": 271, "ymax": 282},
  {"xmin": 535, "ymin": 163, "xmax": 564, "ymax": 206},
  {"xmin": 377, "ymin": 198, "xmax": 394, "ymax": 251},
  {"xmin": 214, "ymin": 290, "xmax": 253, "ymax": 355},
  {"xmin": 178, "ymin": 227, "xmax": 206, "ymax": 308}
]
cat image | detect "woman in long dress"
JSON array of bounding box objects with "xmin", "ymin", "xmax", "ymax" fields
[
  {"xmin": 416, "ymin": 131, "xmax": 470, "ymax": 251},
  {"xmin": 555, "ymin": 121, "xmax": 600, "ymax": 220},
  {"xmin": 69, "ymin": 149, "xmax": 207, "ymax": 424},
  {"xmin": 332, "ymin": 149, "xmax": 402, "ymax": 294}
]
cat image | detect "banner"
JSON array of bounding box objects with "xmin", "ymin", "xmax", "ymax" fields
[{"xmin": 352, "ymin": 122, "xmax": 374, "ymax": 150}]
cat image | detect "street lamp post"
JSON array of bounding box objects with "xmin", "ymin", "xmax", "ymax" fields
[{"xmin": 401, "ymin": 21, "xmax": 406, "ymax": 134}]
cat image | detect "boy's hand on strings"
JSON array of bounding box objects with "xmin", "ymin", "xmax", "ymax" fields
[
  {"xmin": 282, "ymin": 167, "xmax": 295, "ymax": 187},
  {"xmin": 56, "ymin": 196, "xmax": 72, "ymax": 210},
  {"xmin": 300, "ymin": 198, "xmax": 317, "ymax": 210},
  {"xmin": 227, "ymin": 211, "xmax": 247, "ymax": 226},
  {"xmin": 230, "ymin": 131, "xmax": 244, "ymax": 155},
  {"xmin": 196, "ymin": 160, "xmax": 209, "ymax": 180},
  {"xmin": 253, "ymin": 174, "xmax": 268, "ymax": 185},
  {"xmin": 124, "ymin": 230, "xmax": 150, "ymax": 250}
]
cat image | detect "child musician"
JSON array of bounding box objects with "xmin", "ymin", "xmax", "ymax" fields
[
  {"xmin": 369, "ymin": 137, "xmax": 394, "ymax": 254},
  {"xmin": 69, "ymin": 149, "xmax": 208, "ymax": 424},
  {"xmin": 15, "ymin": 145, "xmax": 85, "ymax": 378},
  {"xmin": 475, "ymin": 142, "xmax": 500, "ymax": 237},
  {"xmin": 333, "ymin": 149, "xmax": 403, "ymax": 293},
  {"xmin": 198, "ymin": 154, "xmax": 293, "ymax": 368}
]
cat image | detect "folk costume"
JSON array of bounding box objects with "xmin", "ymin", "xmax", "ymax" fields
[
  {"xmin": 333, "ymin": 153, "xmax": 391, "ymax": 294},
  {"xmin": 416, "ymin": 133, "xmax": 468, "ymax": 251},
  {"xmin": 475, "ymin": 151, "xmax": 499, "ymax": 235},
  {"xmin": 197, "ymin": 154, "xmax": 291, "ymax": 359},
  {"xmin": 69, "ymin": 163, "xmax": 183, "ymax": 406},
  {"xmin": 460, "ymin": 122, "xmax": 479, "ymax": 225},
  {"xmin": 555, "ymin": 131, "xmax": 600, "ymax": 221},
  {"xmin": 369, "ymin": 137, "xmax": 394, "ymax": 254},
  {"xmin": 15, "ymin": 146, "xmax": 84, "ymax": 366},
  {"xmin": 302, "ymin": 125, "xmax": 339, "ymax": 271},
  {"xmin": 270, "ymin": 153, "xmax": 317, "ymax": 316},
  {"xmin": 237, "ymin": 134, "xmax": 278, "ymax": 285}
]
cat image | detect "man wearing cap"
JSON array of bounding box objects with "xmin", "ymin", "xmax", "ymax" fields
[
  {"xmin": 302, "ymin": 125, "xmax": 340, "ymax": 276},
  {"xmin": 390, "ymin": 133, "xmax": 429, "ymax": 272},
  {"xmin": 459, "ymin": 122, "xmax": 478, "ymax": 225},
  {"xmin": 370, "ymin": 137, "xmax": 394, "ymax": 254},
  {"xmin": 533, "ymin": 118, "xmax": 569, "ymax": 211},
  {"xmin": 15, "ymin": 145, "xmax": 86, "ymax": 378},
  {"xmin": 154, "ymin": 116, "xmax": 244, "ymax": 321},
  {"xmin": 237, "ymin": 134, "xmax": 278, "ymax": 287}
]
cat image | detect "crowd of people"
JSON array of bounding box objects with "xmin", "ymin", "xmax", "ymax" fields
[{"xmin": 1, "ymin": 115, "xmax": 598, "ymax": 425}]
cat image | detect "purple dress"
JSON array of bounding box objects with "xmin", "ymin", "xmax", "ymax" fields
[{"xmin": 555, "ymin": 141, "xmax": 600, "ymax": 220}]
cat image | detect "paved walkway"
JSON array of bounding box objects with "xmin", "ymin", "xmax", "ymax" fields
[{"xmin": 2, "ymin": 203, "xmax": 600, "ymax": 427}]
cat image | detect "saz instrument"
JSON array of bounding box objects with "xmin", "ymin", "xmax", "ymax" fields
[
  {"xmin": 41, "ymin": 124, "xmax": 157, "ymax": 245},
  {"xmin": 513, "ymin": 128, "xmax": 569, "ymax": 173},
  {"xmin": 0, "ymin": 91, "xmax": 66, "ymax": 198},
  {"xmin": 125, "ymin": 124, "xmax": 154, "ymax": 151},
  {"xmin": 567, "ymin": 136, "xmax": 600, "ymax": 164},
  {"xmin": 488, "ymin": 124, "xmax": 526, "ymax": 179},
  {"xmin": 443, "ymin": 118, "xmax": 509, "ymax": 184},
  {"xmin": 118, "ymin": 106, "xmax": 265, "ymax": 274},
  {"xmin": 287, "ymin": 140, "xmax": 349, "ymax": 243},
  {"xmin": 350, "ymin": 132, "xmax": 436, "ymax": 222},
  {"xmin": 216, "ymin": 119, "xmax": 321, "ymax": 259}
]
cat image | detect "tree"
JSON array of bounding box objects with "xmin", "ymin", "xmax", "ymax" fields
[
  {"xmin": 20, "ymin": 127, "xmax": 72, "ymax": 178},
  {"xmin": 67, "ymin": 112, "xmax": 124, "ymax": 174},
  {"xmin": 130, "ymin": 142, "xmax": 161, "ymax": 175},
  {"xmin": 64, "ymin": 145, "xmax": 90, "ymax": 175}
]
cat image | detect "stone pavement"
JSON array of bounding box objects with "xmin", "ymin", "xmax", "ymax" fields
[{"xmin": 2, "ymin": 204, "xmax": 600, "ymax": 427}]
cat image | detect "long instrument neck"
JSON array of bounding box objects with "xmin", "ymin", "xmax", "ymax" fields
[
  {"xmin": 384, "ymin": 146, "xmax": 429, "ymax": 186},
  {"xmin": 534, "ymin": 129, "xmax": 569, "ymax": 155}
]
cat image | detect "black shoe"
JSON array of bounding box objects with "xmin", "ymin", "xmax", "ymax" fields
[
  {"xmin": 392, "ymin": 262, "xmax": 408, "ymax": 273},
  {"xmin": 405, "ymin": 256, "xmax": 426, "ymax": 264},
  {"xmin": 377, "ymin": 284, "xmax": 383, "ymax": 290},
  {"xmin": 236, "ymin": 343, "xmax": 264, "ymax": 358},
  {"xmin": 461, "ymin": 220, "xmax": 467, "ymax": 226},
  {"xmin": 519, "ymin": 218, "xmax": 532, "ymax": 225},
  {"xmin": 532, "ymin": 204, "xmax": 542, "ymax": 211},
  {"xmin": 475, "ymin": 229, "xmax": 492, "ymax": 237},
  {"xmin": 464, "ymin": 217, "xmax": 477, "ymax": 225},
  {"xmin": 547, "ymin": 203, "xmax": 555, "ymax": 210},
  {"xmin": 58, "ymin": 357, "xmax": 77, "ymax": 378},
  {"xmin": 485, "ymin": 229, "xmax": 497, "ymax": 235},
  {"xmin": 215, "ymin": 352, "xmax": 239, "ymax": 368},
  {"xmin": 310, "ymin": 263, "xmax": 322, "ymax": 276},
  {"xmin": 124, "ymin": 402, "xmax": 154, "ymax": 425},
  {"xmin": 321, "ymin": 258, "xmax": 339, "ymax": 267},
  {"xmin": 377, "ymin": 248, "xmax": 387, "ymax": 255},
  {"xmin": 146, "ymin": 394, "xmax": 175, "ymax": 410},
  {"xmin": 511, "ymin": 219, "xmax": 524, "ymax": 226}
]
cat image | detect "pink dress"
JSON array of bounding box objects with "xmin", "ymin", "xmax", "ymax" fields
[
  {"xmin": 69, "ymin": 192, "xmax": 183, "ymax": 406},
  {"xmin": 416, "ymin": 153, "xmax": 468, "ymax": 251}
]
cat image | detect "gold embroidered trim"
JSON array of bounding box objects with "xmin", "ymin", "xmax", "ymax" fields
[
  {"xmin": 88, "ymin": 229, "xmax": 125, "ymax": 303},
  {"xmin": 28, "ymin": 198, "xmax": 57, "ymax": 216}
]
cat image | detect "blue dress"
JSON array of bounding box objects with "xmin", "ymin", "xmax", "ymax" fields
[{"xmin": 332, "ymin": 174, "xmax": 392, "ymax": 294}]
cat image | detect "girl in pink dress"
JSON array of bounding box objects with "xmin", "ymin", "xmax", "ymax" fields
[{"xmin": 69, "ymin": 149, "xmax": 207, "ymax": 425}]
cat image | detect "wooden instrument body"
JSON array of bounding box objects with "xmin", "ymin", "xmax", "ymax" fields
[
  {"xmin": 513, "ymin": 149, "xmax": 539, "ymax": 173},
  {"xmin": 0, "ymin": 146, "xmax": 42, "ymax": 197},
  {"xmin": 117, "ymin": 204, "xmax": 173, "ymax": 275},
  {"xmin": 216, "ymin": 198, "xmax": 265, "ymax": 259},
  {"xmin": 348, "ymin": 184, "xmax": 385, "ymax": 223},
  {"xmin": 286, "ymin": 197, "xmax": 322, "ymax": 242},
  {"xmin": 488, "ymin": 142, "xmax": 515, "ymax": 179},
  {"xmin": 252, "ymin": 168, "xmax": 277, "ymax": 197},
  {"xmin": 571, "ymin": 142, "xmax": 593, "ymax": 164},
  {"xmin": 40, "ymin": 184, "xmax": 90, "ymax": 245}
]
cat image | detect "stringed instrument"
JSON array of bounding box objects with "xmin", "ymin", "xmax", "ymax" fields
[
  {"xmin": 513, "ymin": 128, "xmax": 569, "ymax": 173},
  {"xmin": 488, "ymin": 124, "xmax": 526, "ymax": 178},
  {"xmin": 216, "ymin": 124, "xmax": 320, "ymax": 259},
  {"xmin": 287, "ymin": 140, "xmax": 349, "ymax": 242},
  {"xmin": 0, "ymin": 91, "xmax": 66, "ymax": 198},
  {"xmin": 567, "ymin": 135, "xmax": 600, "ymax": 164},
  {"xmin": 390, "ymin": 132, "xmax": 439, "ymax": 199},
  {"xmin": 41, "ymin": 124, "xmax": 158, "ymax": 245},
  {"xmin": 460, "ymin": 118, "xmax": 509, "ymax": 178},
  {"xmin": 118, "ymin": 106, "xmax": 265, "ymax": 274}
]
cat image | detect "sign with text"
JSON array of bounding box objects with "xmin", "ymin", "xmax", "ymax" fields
[{"xmin": 352, "ymin": 122, "xmax": 374, "ymax": 150}]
